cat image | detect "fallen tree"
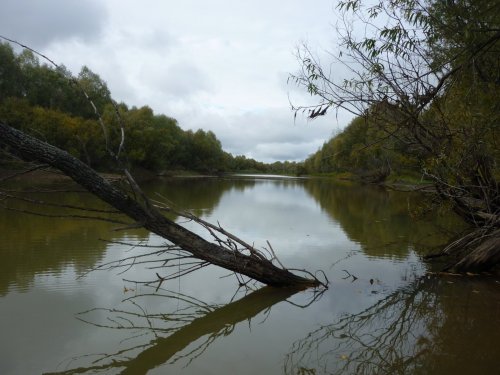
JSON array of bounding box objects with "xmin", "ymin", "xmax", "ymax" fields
[{"xmin": 0, "ymin": 120, "xmax": 325, "ymax": 288}]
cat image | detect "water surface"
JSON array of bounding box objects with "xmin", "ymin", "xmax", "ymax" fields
[{"xmin": 0, "ymin": 176, "xmax": 498, "ymax": 374}]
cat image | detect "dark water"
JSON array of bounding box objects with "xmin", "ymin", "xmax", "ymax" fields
[{"xmin": 0, "ymin": 176, "xmax": 498, "ymax": 374}]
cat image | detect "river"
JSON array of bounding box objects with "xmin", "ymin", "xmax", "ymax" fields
[{"xmin": 0, "ymin": 176, "xmax": 498, "ymax": 374}]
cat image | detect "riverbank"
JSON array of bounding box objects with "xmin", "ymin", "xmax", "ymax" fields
[
  {"xmin": 1, "ymin": 164, "xmax": 435, "ymax": 193},
  {"xmin": 307, "ymin": 171, "xmax": 435, "ymax": 192},
  {"xmin": 0, "ymin": 165, "xmax": 297, "ymax": 184},
  {"xmin": 0, "ymin": 166, "xmax": 124, "ymax": 184}
]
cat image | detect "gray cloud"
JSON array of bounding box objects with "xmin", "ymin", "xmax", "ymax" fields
[
  {"xmin": 143, "ymin": 61, "xmax": 211, "ymax": 99},
  {"xmin": 1, "ymin": 0, "xmax": 353, "ymax": 163},
  {"xmin": 177, "ymin": 106, "xmax": 342, "ymax": 162},
  {"xmin": 0, "ymin": 0, "xmax": 108, "ymax": 48},
  {"xmin": 253, "ymin": 141, "xmax": 323, "ymax": 162}
]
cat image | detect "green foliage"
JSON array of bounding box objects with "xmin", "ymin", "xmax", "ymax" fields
[
  {"xmin": 0, "ymin": 42, "xmax": 276, "ymax": 174},
  {"xmin": 12, "ymin": 51, "xmax": 111, "ymax": 120},
  {"xmin": 182, "ymin": 129, "xmax": 226, "ymax": 173},
  {"xmin": 304, "ymin": 113, "xmax": 420, "ymax": 179},
  {"xmin": 0, "ymin": 97, "xmax": 105, "ymax": 167},
  {"xmin": 296, "ymin": 0, "xmax": 499, "ymax": 229},
  {"xmin": 0, "ymin": 43, "xmax": 23, "ymax": 101}
]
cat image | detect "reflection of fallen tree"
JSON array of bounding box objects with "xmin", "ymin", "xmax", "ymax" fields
[
  {"xmin": 45, "ymin": 286, "xmax": 299, "ymax": 374},
  {"xmin": 285, "ymin": 276, "xmax": 500, "ymax": 374}
]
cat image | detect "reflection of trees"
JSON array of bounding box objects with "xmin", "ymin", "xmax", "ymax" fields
[
  {"xmin": 150, "ymin": 176, "xmax": 305, "ymax": 219},
  {"xmin": 143, "ymin": 177, "xmax": 256, "ymax": 217},
  {"xmin": 0, "ymin": 177, "xmax": 255, "ymax": 296},
  {"xmin": 45, "ymin": 286, "xmax": 298, "ymax": 375},
  {"xmin": 0, "ymin": 176, "xmax": 291, "ymax": 295},
  {"xmin": 285, "ymin": 276, "xmax": 500, "ymax": 375},
  {"xmin": 303, "ymin": 179, "xmax": 462, "ymax": 258},
  {"xmin": 0, "ymin": 185, "xmax": 148, "ymax": 296}
]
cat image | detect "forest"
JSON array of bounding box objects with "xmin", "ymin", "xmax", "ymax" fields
[
  {"xmin": 0, "ymin": 40, "xmax": 438, "ymax": 181},
  {"xmin": 0, "ymin": 42, "xmax": 300, "ymax": 176},
  {"xmin": 303, "ymin": 115, "xmax": 421, "ymax": 182}
]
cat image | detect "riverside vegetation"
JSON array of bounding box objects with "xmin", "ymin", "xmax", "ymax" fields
[
  {"xmin": 0, "ymin": 0, "xmax": 499, "ymax": 275},
  {"xmin": 0, "ymin": 41, "xmax": 296, "ymax": 176}
]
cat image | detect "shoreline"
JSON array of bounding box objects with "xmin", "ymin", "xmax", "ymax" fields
[
  {"xmin": 0, "ymin": 166, "xmax": 436, "ymax": 193},
  {"xmin": 0, "ymin": 166, "xmax": 123, "ymax": 184}
]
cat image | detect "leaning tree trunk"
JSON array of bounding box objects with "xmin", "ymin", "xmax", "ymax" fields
[{"xmin": 0, "ymin": 121, "xmax": 320, "ymax": 288}]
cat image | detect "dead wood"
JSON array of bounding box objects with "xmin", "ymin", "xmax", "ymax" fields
[{"xmin": 0, "ymin": 121, "xmax": 324, "ymax": 288}]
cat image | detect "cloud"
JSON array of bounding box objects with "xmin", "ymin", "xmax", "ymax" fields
[
  {"xmin": 253, "ymin": 141, "xmax": 324, "ymax": 162},
  {"xmin": 175, "ymin": 106, "xmax": 344, "ymax": 162},
  {"xmin": 142, "ymin": 61, "xmax": 212, "ymax": 99},
  {"xmin": 0, "ymin": 0, "xmax": 108, "ymax": 48},
  {"xmin": 221, "ymin": 109, "xmax": 344, "ymax": 162},
  {"xmin": 1, "ymin": 0, "xmax": 355, "ymax": 163},
  {"xmin": 41, "ymin": 27, "xmax": 179, "ymax": 106}
]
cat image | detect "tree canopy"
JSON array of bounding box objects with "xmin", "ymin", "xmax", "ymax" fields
[{"xmin": 0, "ymin": 42, "xmax": 286, "ymax": 174}]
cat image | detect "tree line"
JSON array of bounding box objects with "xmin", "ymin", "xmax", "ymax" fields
[
  {"xmin": 0, "ymin": 42, "xmax": 302, "ymax": 175},
  {"xmin": 303, "ymin": 114, "xmax": 421, "ymax": 182},
  {"xmin": 292, "ymin": 0, "xmax": 499, "ymax": 272}
]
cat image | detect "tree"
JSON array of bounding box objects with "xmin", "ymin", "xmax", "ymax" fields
[
  {"xmin": 291, "ymin": 0, "xmax": 500, "ymax": 272},
  {"xmin": 0, "ymin": 43, "xmax": 23, "ymax": 100},
  {"xmin": 303, "ymin": 114, "xmax": 419, "ymax": 180},
  {"xmin": 76, "ymin": 66, "xmax": 112, "ymax": 118},
  {"xmin": 182, "ymin": 129, "xmax": 227, "ymax": 173}
]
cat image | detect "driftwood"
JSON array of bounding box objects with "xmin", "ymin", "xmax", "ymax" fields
[{"xmin": 0, "ymin": 121, "xmax": 323, "ymax": 288}]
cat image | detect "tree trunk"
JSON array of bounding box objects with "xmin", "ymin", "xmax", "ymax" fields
[
  {"xmin": 453, "ymin": 230, "xmax": 500, "ymax": 272},
  {"xmin": 0, "ymin": 121, "xmax": 320, "ymax": 288},
  {"xmin": 440, "ymin": 226, "xmax": 500, "ymax": 273}
]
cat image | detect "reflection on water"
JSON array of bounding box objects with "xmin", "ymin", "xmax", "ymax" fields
[
  {"xmin": 303, "ymin": 179, "xmax": 464, "ymax": 259},
  {"xmin": 285, "ymin": 275, "xmax": 500, "ymax": 375},
  {"xmin": 45, "ymin": 286, "xmax": 299, "ymax": 374},
  {"xmin": 0, "ymin": 176, "xmax": 498, "ymax": 375},
  {"xmin": 143, "ymin": 177, "xmax": 251, "ymax": 217},
  {"xmin": 0, "ymin": 187, "xmax": 148, "ymax": 296}
]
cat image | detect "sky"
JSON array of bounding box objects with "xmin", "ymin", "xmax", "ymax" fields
[{"xmin": 0, "ymin": 0, "xmax": 354, "ymax": 162}]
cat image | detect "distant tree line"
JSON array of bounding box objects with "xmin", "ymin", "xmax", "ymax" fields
[
  {"xmin": 0, "ymin": 42, "xmax": 303, "ymax": 175},
  {"xmin": 303, "ymin": 113, "xmax": 422, "ymax": 182}
]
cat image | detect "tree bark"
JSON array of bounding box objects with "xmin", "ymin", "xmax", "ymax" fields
[
  {"xmin": 453, "ymin": 230, "xmax": 500, "ymax": 272},
  {"xmin": 0, "ymin": 121, "xmax": 320, "ymax": 287}
]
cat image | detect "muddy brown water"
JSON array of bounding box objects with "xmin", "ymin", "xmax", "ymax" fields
[{"xmin": 0, "ymin": 176, "xmax": 498, "ymax": 374}]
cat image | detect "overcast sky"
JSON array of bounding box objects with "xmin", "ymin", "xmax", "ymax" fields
[{"xmin": 1, "ymin": 0, "xmax": 354, "ymax": 162}]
